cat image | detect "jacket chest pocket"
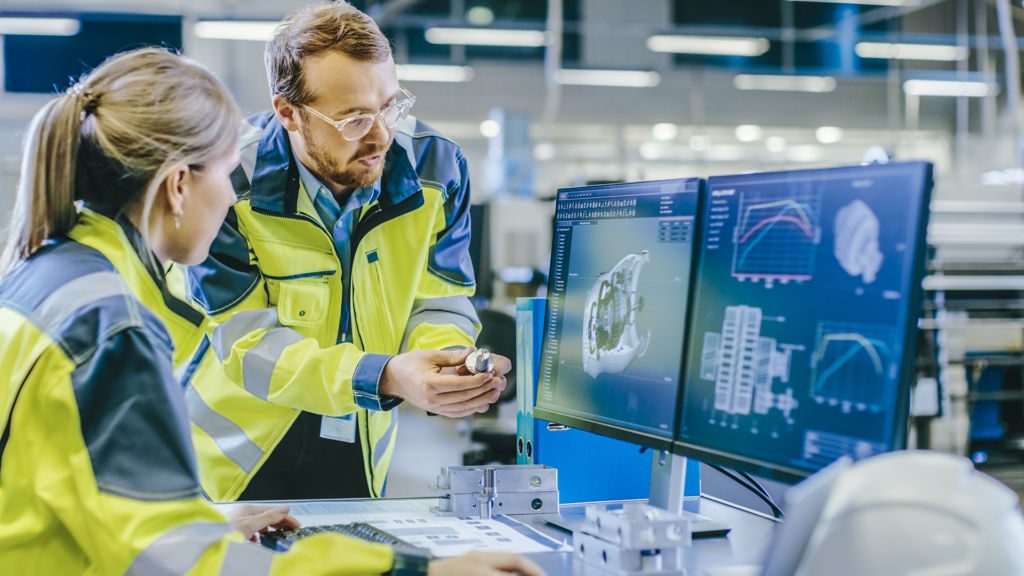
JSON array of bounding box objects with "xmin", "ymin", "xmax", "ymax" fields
[{"xmin": 271, "ymin": 277, "xmax": 332, "ymax": 331}]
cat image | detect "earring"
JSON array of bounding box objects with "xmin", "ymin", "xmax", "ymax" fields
[{"xmin": 174, "ymin": 211, "xmax": 182, "ymax": 230}]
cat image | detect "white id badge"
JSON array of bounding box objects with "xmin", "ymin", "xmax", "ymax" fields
[{"xmin": 320, "ymin": 414, "xmax": 357, "ymax": 443}]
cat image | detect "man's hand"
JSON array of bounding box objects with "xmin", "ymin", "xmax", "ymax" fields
[
  {"xmin": 227, "ymin": 504, "xmax": 300, "ymax": 541},
  {"xmin": 379, "ymin": 348, "xmax": 511, "ymax": 418},
  {"xmin": 428, "ymin": 551, "xmax": 546, "ymax": 576}
]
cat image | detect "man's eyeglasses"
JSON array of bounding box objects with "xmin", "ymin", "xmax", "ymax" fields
[{"xmin": 302, "ymin": 87, "xmax": 416, "ymax": 142}]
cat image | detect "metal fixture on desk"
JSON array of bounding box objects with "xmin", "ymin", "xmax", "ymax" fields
[
  {"xmin": 573, "ymin": 503, "xmax": 691, "ymax": 575},
  {"xmin": 429, "ymin": 464, "xmax": 558, "ymax": 519}
]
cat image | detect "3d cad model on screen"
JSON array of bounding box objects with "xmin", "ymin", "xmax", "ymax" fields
[
  {"xmin": 833, "ymin": 199, "xmax": 884, "ymax": 284},
  {"xmin": 582, "ymin": 250, "xmax": 652, "ymax": 379}
]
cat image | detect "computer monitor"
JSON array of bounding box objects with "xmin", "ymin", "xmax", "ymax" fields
[
  {"xmin": 675, "ymin": 162, "xmax": 933, "ymax": 483},
  {"xmin": 533, "ymin": 178, "xmax": 702, "ymax": 450}
]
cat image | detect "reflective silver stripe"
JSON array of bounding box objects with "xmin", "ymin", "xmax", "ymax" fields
[
  {"xmin": 373, "ymin": 412, "xmax": 398, "ymax": 469},
  {"xmin": 173, "ymin": 362, "xmax": 189, "ymax": 382},
  {"xmin": 35, "ymin": 271, "xmax": 133, "ymax": 337},
  {"xmin": 125, "ymin": 521, "xmax": 232, "ymax": 576},
  {"xmin": 399, "ymin": 296, "xmax": 480, "ymax": 352},
  {"xmin": 220, "ymin": 540, "xmax": 274, "ymax": 575},
  {"xmin": 185, "ymin": 385, "xmax": 264, "ymax": 474},
  {"xmin": 238, "ymin": 121, "xmax": 261, "ymax": 182},
  {"xmin": 211, "ymin": 308, "xmax": 280, "ymax": 362},
  {"xmin": 242, "ymin": 328, "xmax": 305, "ymax": 400}
]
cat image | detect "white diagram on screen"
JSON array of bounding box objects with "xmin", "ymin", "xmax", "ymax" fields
[
  {"xmin": 700, "ymin": 305, "xmax": 800, "ymax": 422},
  {"xmin": 582, "ymin": 250, "xmax": 652, "ymax": 379},
  {"xmin": 810, "ymin": 321, "xmax": 896, "ymax": 412},
  {"xmin": 833, "ymin": 199, "xmax": 883, "ymax": 284}
]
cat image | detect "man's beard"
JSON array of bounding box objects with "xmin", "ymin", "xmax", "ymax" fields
[{"xmin": 302, "ymin": 125, "xmax": 386, "ymax": 193}]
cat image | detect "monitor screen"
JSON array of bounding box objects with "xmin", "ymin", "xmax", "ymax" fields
[
  {"xmin": 534, "ymin": 178, "xmax": 702, "ymax": 448},
  {"xmin": 675, "ymin": 162, "xmax": 932, "ymax": 481}
]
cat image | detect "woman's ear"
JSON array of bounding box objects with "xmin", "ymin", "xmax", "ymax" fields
[{"xmin": 161, "ymin": 163, "xmax": 190, "ymax": 219}]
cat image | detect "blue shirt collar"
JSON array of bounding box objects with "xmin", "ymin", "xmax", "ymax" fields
[{"xmin": 294, "ymin": 155, "xmax": 380, "ymax": 228}]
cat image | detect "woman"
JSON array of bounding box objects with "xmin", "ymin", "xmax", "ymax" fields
[{"xmin": 0, "ymin": 47, "xmax": 542, "ymax": 576}]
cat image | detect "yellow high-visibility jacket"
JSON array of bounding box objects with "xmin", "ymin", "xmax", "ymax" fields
[
  {"xmin": 0, "ymin": 209, "xmax": 413, "ymax": 574},
  {"xmin": 183, "ymin": 113, "xmax": 480, "ymax": 501}
]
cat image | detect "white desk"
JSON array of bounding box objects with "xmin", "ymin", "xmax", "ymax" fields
[{"xmin": 235, "ymin": 495, "xmax": 778, "ymax": 574}]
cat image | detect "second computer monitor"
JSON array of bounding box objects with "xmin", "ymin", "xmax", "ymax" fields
[
  {"xmin": 534, "ymin": 178, "xmax": 702, "ymax": 449},
  {"xmin": 676, "ymin": 162, "xmax": 932, "ymax": 482}
]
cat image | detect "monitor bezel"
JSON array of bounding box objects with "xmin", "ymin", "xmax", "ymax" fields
[
  {"xmin": 671, "ymin": 161, "xmax": 934, "ymax": 485},
  {"xmin": 534, "ymin": 177, "xmax": 705, "ymax": 452}
]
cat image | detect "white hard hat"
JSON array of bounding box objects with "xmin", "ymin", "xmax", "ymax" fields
[{"xmin": 797, "ymin": 451, "xmax": 1024, "ymax": 576}]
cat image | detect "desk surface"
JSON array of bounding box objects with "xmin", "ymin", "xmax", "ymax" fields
[{"xmin": 240, "ymin": 495, "xmax": 778, "ymax": 575}]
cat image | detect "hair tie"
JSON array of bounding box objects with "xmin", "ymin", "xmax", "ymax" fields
[{"xmin": 70, "ymin": 82, "xmax": 99, "ymax": 115}]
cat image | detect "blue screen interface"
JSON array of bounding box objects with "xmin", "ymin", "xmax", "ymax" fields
[
  {"xmin": 677, "ymin": 163, "xmax": 931, "ymax": 475},
  {"xmin": 538, "ymin": 179, "xmax": 701, "ymax": 439}
]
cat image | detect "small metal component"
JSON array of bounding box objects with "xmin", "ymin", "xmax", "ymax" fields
[
  {"xmin": 430, "ymin": 464, "xmax": 559, "ymax": 518},
  {"xmin": 573, "ymin": 503, "xmax": 691, "ymax": 575},
  {"xmin": 465, "ymin": 347, "xmax": 494, "ymax": 374}
]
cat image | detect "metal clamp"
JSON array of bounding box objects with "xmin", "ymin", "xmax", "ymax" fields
[
  {"xmin": 573, "ymin": 503, "xmax": 691, "ymax": 575},
  {"xmin": 430, "ymin": 464, "xmax": 559, "ymax": 519}
]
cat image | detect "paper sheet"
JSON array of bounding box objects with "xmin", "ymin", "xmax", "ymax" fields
[{"xmin": 215, "ymin": 499, "xmax": 570, "ymax": 558}]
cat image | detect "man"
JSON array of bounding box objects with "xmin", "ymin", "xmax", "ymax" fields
[{"xmin": 184, "ymin": 2, "xmax": 508, "ymax": 501}]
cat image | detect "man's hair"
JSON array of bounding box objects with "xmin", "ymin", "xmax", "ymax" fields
[{"xmin": 266, "ymin": 2, "xmax": 392, "ymax": 106}]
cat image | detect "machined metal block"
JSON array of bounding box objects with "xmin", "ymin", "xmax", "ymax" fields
[{"xmin": 582, "ymin": 503, "xmax": 692, "ymax": 550}]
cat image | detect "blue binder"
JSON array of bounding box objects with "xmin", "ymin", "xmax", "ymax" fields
[{"xmin": 516, "ymin": 297, "xmax": 700, "ymax": 504}]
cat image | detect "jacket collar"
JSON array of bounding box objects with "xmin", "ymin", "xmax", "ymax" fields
[
  {"xmin": 68, "ymin": 209, "xmax": 208, "ymax": 366},
  {"xmin": 249, "ymin": 114, "xmax": 421, "ymax": 215}
]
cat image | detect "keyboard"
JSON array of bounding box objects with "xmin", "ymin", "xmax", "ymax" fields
[{"xmin": 259, "ymin": 521, "xmax": 429, "ymax": 555}]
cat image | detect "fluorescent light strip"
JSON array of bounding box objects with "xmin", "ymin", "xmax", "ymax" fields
[
  {"xmin": 856, "ymin": 42, "xmax": 968, "ymax": 62},
  {"xmin": 787, "ymin": 0, "xmax": 921, "ymax": 6},
  {"xmin": 425, "ymin": 27, "xmax": 546, "ymax": 47},
  {"xmin": 396, "ymin": 64, "xmax": 474, "ymax": 83},
  {"xmin": 734, "ymin": 74, "xmax": 837, "ymax": 93},
  {"xmin": 194, "ymin": 20, "xmax": 278, "ymax": 41},
  {"xmin": 903, "ymin": 79, "xmax": 991, "ymax": 97},
  {"xmin": 647, "ymin": 35, "xmax": 770, "ymax": 57},
  {"xmin": 554, "ymin": 69, "xmax": 660, "ymax": 88},
  {"xmin": 0, "ymin": 17, "xmax": 79, "ymax": 36}
]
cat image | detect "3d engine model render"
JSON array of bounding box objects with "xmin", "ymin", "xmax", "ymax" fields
[{"xmin": 582, "ymin": 251, "xmax": 652, "ymax": 379}]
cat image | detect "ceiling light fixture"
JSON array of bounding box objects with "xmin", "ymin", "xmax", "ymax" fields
[
  {"xmin": 554, "ymin": 69, "xmax": 661, "ymax": 88},
  {"xmin": 194, "ymin": 20, "xmax": 278, "ymax": 41},
  {"xmin": 734, "ymin": 74, "xmax": 837, "ymax": 93},
  {"xmin": 856, "ymin": 42, "xmax": 968, "ymax": 62},
  {"xmin": 0, "ymin": 17, "xmax": 80, "ymax": 36},
  {"xmin": 396, "ymin": 64, "xmax": 474, "ymax": 83},
  {"xmin": 903, "ymin": 79, "xmax": 992, "ymax": 97},
  {"xmin": 425, "ymin": 27, "xmax": 546, "ymax": 47},
  {"xmin": 647, "ymin": 35, "xmax": 770, "ymax": 57},
  {"xmin": 787, "ymin": 0, "xmax": 922, "ymax": 6},
  {"xmin": 735, "ymin": 125, "xmax": 764, "ymax": 143},
  {"xmin": 815, "ymin": 126, "xmax": 844, "ymax": 144}
]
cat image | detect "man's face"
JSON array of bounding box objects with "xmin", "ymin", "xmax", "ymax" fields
[{"xmin": 293, "ymin": 52, "xmax": 402, "ymax": 194}]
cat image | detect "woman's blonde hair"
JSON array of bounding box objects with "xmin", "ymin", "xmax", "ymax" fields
[{"xmin": 0, "ymin": 47, "xmax": 241, "ymax": 277}]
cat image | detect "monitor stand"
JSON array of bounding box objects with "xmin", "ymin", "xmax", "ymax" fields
[
  {"xmin": 649, "ymin": 450, "xmax": 731, "ymax": 538},
  {"xmin": 545, "ymin": 451, "xmax": 731, "ymax": 538}
]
